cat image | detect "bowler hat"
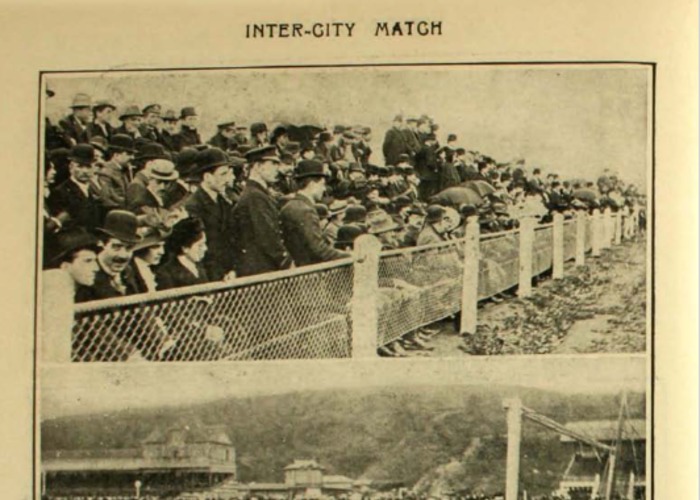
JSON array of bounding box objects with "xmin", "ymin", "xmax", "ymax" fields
[
  {"xmin": 147, "ymin": 159, "xmax": 179, "ymax": 181},
  {"xmin": 119, "ymin": 105, "xmax": 142, "ymax": 121},
  {"xmin": 270, "ymin": 125, "xmax": 288, "ymax": 143},
  {"xmin": 397, "ymin": 154, "xmax": 410, "ymax": 164},
  {"xmin": 162, "ymin": 109, "xmax": 178, "ymax": 122},
  {"xmin": 318, "ymin": 131, "xmax": 332, "ymax": 143},
  {"xmin": 375, "ymin": 165, "xmax": 391, "ymax": 178},
  {"xmin": 393, "ymin": 196, "xmax": 412, "ymax": 209},
  {"xmin": 425, "ymin": 205, "xmax": 447, "ymax": 224},
  {"xmin": 284, "ymin": 141, "xmax": 301, "ymax": 155},
  {"xmin": 96, "ymin": 210, "xmax": 142, "ymax": 244},
  {"xmin": 245, "ymin": 145, "xmax": 280, "ymax": 164},
  {"xmin": 348, "ymin": 163, "xmax": 364, "ymax": 174},
  {"xmin": 368, "ymin": 212, "xmax": 401, "ymax": 235},
  {"xmin": 51, "ymin": 228, "xmax": 99, "ymax": 264},
  {"xmin": 328, "ymin": 199, "xmax": 348, "ymax": 215},
  {"xmin": 344, "ymin": 205, "xmax": 367, "ymax": 224},
  {"xmin": 333, "ymin": 125, "xmax": 346, "ymax": 135},
  {"xmin": 447, "ymin": 134, "xmax": 457, "ymax": 142},
  {"xmin": 109, "ymin": 134, "xmax": 137, "ymax": 154},
  {"xmin": 250, "ymin": 122, "xmax": 267, "ymax": 135},
  {"xmin": 92, "ymin": 100, "xmax": 115, "ymax": 112},
  {"xmin": 175, "ymin": 147, "xmax": 200, "ymax": 180},
  {"xmin": 70, "ymin": 93, "xmax": 92, "ymax": 109},
  {"xmin": 335, "ymin": 225, "xmax": 364, "ymax": 249},
  {"xmin": 294, "ymin": 159, "xmax": 329, "ymax": 180},
  {"xmin": 180, "ymin": 107, "xmax": 197, "ymax": 119},
  {"xmin": 142, "ymin": 104, "xmax": 161, "ymax": 115},
  {"xmin": 192, "ymin": 147, "xmax": 231, "ymax": 177},
  {"xmin": 69, "ymin": 144, "xmax": 95, "ymax": 165},
  {"xmin": 136, "ymin": 142, "xmax": 170, "ymax": 161}
]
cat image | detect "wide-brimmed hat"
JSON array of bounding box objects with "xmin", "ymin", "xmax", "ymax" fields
[
  {"xmin": 51, "ymin": 228, "xmax": 99, "ymax": 263},
  {"xmin": 245, "ymin": 145, "xmax": 280, "ymax": 165},
  {"xmin": 162, "ymin": 109, "xmax": 179, "ymax": 122},
  {"xmin": 70, "ymin": 93, "xmax": 92, "ymax": 109},
  {"xmin": 425, "ymin": 205, "xmax": 447, "ymax": 224},
  {"xmin": 294, "ymin": 160, "xmax": 330, "ymax": 180},
  {"xmin": 328, "ymin": 199, "xmax": 348, "ymax": 216},
  {"xmin": 119, "ymin": 105, "xmax": 142, "ymax": 121},
  {"xmin": 368, "ymin": 213, "xmax": 401, "ymax": 235},
  {"xmin": 92, "ymin": 100, "xmax": 115, "ymax": 112},
  {"xmin": 217, "ymin": 120, "xmax": 236, "ymax": 129},
  {"xmin": 147, "ymin": 159, "xmax": 179, "ymax": 181},
  {"xmin": 136, "ymin": 142, "xmax": 170, "ymax": 161},
  {"xmin": 109, "ymin": 134, "xmax": 136, "ymax": 154},
  {"xmin": 180, "ymin": 106, "xmax": 197, "ymax": 119},
  {"xmin": 191, "ymin": 147, "xmax": 231, "ymax": 178},
  {"xmin": 68, "ymin": 144, "xmax": 95, "ymax": 165},
  {"xmin": 133, "ymin": 227, "xmax": 171, "ymax": 252},
  {"xmin": 142, "ymin": 104, "xmax": 162, "ymax": 115},
  {"xmin": 96, "ymin": 210, "xmax": 142, "ymax": 244},
  {"xmin": 89, "ymin": 136, "xmax": 109, "ymax": 155}
]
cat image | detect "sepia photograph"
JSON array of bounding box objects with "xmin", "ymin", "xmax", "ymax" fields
[
  {"xmin": 39, "ymin": 64, "xmax": 651, "ymax": 362},
  {"xmin": 39, "ymin": 358, "xmax": 648, "ymax": 500}
]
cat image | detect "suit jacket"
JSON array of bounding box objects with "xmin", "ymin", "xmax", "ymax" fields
[
  {"xmin": 114, "ymin": 124, "xmax": 142, "ymax": 140},
  {"xmin": 85, "ymin": 121, "xmax": 115, "ymax": 142},
  {"xmin": 208, "ymin": 132, "xmax": 236, "ymax": 151},
  {"xmin": 231, "ymin": 180, "xmax": 291, "ymax": 277},
  {"xmin": 156, "ymin": 256, "xmax": 210, "ymax": 290},
  {"xmin": 58, "ymin": 114, "xmax": 88, "ymax": 146},
  {"xmin": 402, "ymin": 128, "xmax": 422, "ymax": 156},
  {"xmin": 75, "ymin": 262, "xmax": 141, "ymax": 302},
  {"xmin": 382, "ymin": 127, "xmax": 408, "ymax": 166},
  {"xmin": 280, "ymin": 194, "xmax": 349, "ymax": 267},
  {"xmin": 96, "ymin": 161, "xmax": 130, "ymax": 209},
  {"xmin": 172, "ymin": 126, "xmax": 201, "ymax": 152},
  {"xmin": 47, "ymin": 179, "xmax": 102, "ymax": 232},
  {"xmin": 184, "ymin": 187, "xmax": 235, "ymax": 281},
  {"xmin": 138, "ymin": 124, "xmax": 163, "ymax": 144}
]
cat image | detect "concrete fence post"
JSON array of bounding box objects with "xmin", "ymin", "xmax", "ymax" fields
[
  {"xmin": 351, "ymin": 234, "xmax": 382, "ymax": 358},
  {"xmin": 517, "ymin": 216, "xmax": 535, "ymax": 298},
  {"xmin": 460, "ymin": 216, "xmax": 480, "ymax": 335},
  {"xmin": 575, "ymin": 211, "xmax": 586, "ymax": 267},
  {"xmin": 552, "ymin": 213, "xmax": 565, "ymax": 279},
  {"xmin": 41, "ymin": 269, "xmax": 74, "ymax": 363},
  {"xmin": 591, "ymin": 209, "xmax": 602, "ymax": 257}
]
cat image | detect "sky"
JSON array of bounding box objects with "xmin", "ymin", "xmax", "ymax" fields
[
  {"xmin": 45, "ymin": 64, "xmax": 650, "ymax": 188},
  {"xmin": 41, "ymin": 356, "xmax": 646, "ymax": 419}
]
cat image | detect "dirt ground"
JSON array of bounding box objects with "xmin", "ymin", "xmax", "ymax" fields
[{"xmin": 412, "ymin": 236, "xmax": 648, "ymax": 357}]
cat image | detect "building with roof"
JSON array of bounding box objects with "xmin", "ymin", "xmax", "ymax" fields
[
  {"xmin": 42, "ymin": 423, "xmax": 237, "ymax": 498},
  {"xmin": 557, "ymin": 419, "xmax": 646, "ymax": 500}
]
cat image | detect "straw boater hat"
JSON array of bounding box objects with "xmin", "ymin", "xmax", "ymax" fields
[{"xmin": 146, "ymin": 159, "xmax": 179, "ymax": 182}]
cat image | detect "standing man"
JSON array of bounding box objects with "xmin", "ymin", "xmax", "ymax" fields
[
  {"xmin": 85, "ymin": 100, "xmax": 116, "ymax": 142},
  {"xmin": 159, "ymin": 109, "xmax": 180, "ymax": 151},
  {"xmin": 58, "ymin": 93, "xmax": 92, "ymax": 146},
  {"xmin": 172, "ymin": 107, "xmax": 202, "ymax": 151},
  {"xmin": 96, "ymin": 134, "xmax": 137, "ymax": 210},
  {"xmin": 382, "ymin": 114, "xmax": 408, "ymax": 167},
  {"xmin": 114, "ymin": 105, "xmax": 143, "ymax": 139},
  {"xmin": 139, "ymin": 104, "xmax": 164, "ymax": 143},
  {"xmin": 183, "ymin": 147, "xmax": 237, "ymax": 281},
  {"xmin": 208, "ymin": 120, "xmax": 238, "ymax": 152},
  {"xmin": 48, "ymin": 144, "xmax": 102, "ymax": 232},
  {"xmin": 231, "ymin": 146, "xmax": 291, "ymax": 276},
  {"xmin": 280, "ymin": 160, "xmax": 350, "ymax": 267},
  {"xmin": 249, "ymin": 122, "xmax": 269, "ymax": 148}
]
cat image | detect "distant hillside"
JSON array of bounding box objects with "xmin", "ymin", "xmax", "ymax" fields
[{"xmin": 41, "ymin": 385, "xmax": 645, "ymax": 496}]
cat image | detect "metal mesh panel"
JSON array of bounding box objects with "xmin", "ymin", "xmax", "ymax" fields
[
  {"xmin": 376, "ymin": 241, "xmax": 464, "ymax": 346},
  {"xmin": 72, "ymin": 263, "xmax": 354, "ymax": 362},
  {"xmin": 478, "ymin": 232, "xmax": 520, "ymax": 299},
  {"xmin": 532, "ymin": 225, "xmax": 554, "ymax": 275},
  {"xmin": 563, "ymin": 220, "xmax": 577, "ymax": 261}
]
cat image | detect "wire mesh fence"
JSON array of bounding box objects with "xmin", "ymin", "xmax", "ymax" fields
[
  {"xmin": 72, "ymin": 260, "xmax": 354, "ymax": 361},
  {"xmin": 54, "ymin": 212, "xmax": 621, "ymax": 362},
  {"xmin": 377, "ymin": 240, "xmax": 465, "ymax": 346}
]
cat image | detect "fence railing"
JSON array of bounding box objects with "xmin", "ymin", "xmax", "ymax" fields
[{"xmin": 41, "ymin": 208, "xmax": 636, "ymax": 362}]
